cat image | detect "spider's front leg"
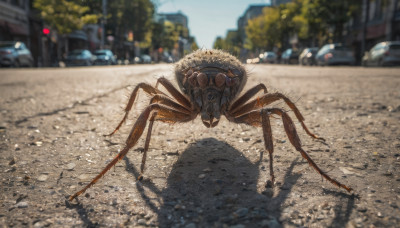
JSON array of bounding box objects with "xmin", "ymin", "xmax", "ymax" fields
[
  {"xmin": 229, "ymin": 108, "xmax": 352, "ymax": 192},
  {"xmin": 108, "ymin": 77, "xmax": 191, "ymax": 136},
  {"xmin": 69, "ymin": 103, "xmax": 193, "ymax": 201}
]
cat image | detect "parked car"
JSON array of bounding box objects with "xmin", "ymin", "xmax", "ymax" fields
[
  {"xmin": 93, "ymin": 49, "xmax": 116, "ymax": 65},
  {"xmin": 281, "ymin": 48, "xmax": 300, "ymax": 64},
  {"xmin": 315, "ymin": 43, "xmax": 355, "ymax": 66},
  {"xmin": 299, "ymin": 47, "xmax": 319, "ymax": 65},
  {"xmin": 362, "ymin": 41, "xmax": 400, "ymax": 67},
  {"xmin": 65, "ymin": 49, "xmax": 95, "ymax": 67},
  {"xmin": 261, "ymin": 51, "xmax": 278, "ymax": 64},
  {"xmin": 0, "ymin": 41, "xmax": 33, "ymax": 67}
]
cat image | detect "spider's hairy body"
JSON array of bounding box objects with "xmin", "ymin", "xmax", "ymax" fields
[
  {"xmin": 175, "ymin": 49, "xmax": 247, "ymax": 127},
  {"xmin": 69, "ymin": 49, "xmax": 352, "ymax": 201}
]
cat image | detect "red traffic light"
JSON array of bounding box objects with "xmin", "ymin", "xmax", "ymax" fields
[{"xmin": 42, "ymin": 28, "xmax": 50, "ymax": 35}]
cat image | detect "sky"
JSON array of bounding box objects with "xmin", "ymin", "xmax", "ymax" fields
[{"xmin": 157, "ymin": 0, "xmax": 271, "ymax": 49}]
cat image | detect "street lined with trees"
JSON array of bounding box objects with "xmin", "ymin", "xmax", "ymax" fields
[
  {"xmin": 32, "ymin": 0, "xmax": 198, "ymax": 65},
  {"xmin": 215, "ymin": 0, "xmax": 363, "ymax": 60}
]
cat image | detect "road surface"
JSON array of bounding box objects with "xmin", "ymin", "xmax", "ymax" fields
[{"xmin": 0, "ymin": 64, "xmax": 399, "ymax": 227}]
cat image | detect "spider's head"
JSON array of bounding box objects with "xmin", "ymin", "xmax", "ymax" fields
[
  {"xmin": 179, "ymin": 65, "xmax": 244, "ymax": 128},
  {"xmin": 185, "ymin": 68, "xmax": 238, "ymax": 128},
  {"xmin": 175, "ymin": 50, "xmax": 248, "ymax": 128}
]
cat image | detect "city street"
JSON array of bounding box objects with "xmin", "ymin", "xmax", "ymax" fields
[{"xmin": 1, "ymin": 64, "xmax": 399, "ymax": 227}]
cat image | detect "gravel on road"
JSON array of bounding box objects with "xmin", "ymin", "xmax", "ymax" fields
[{"xmin": 0, "ymin": 64, "xmax": 399, "ymax": 227}]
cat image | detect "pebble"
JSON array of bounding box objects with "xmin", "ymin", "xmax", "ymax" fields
[
  {"xmin": 78, "ymin": 174, "xmax": 90, "ymax": 180},
  {"xmin": 37, "ymin": 174, "xmax": 48, "ymax": 182},
  {"xmin": 339, "ymin": 167, "xmax": 357, "ymax": 175},
  {"xmin": 66, "ymin": 163, "xmax": 76, "ymax": 171},
  {"xmin": 262, "ymin": 189, "xmax": 274, "ymax": 197},
  {"xmin": 137, "ymin": 219, "xmax": 146, "ymax": 225},
  {"xmin": 198, "ymin": 174, "xmax": 206, "ymax": 179},
  {"xmin": 8, "ymin": 157, "xmax": 16, "ymax": 165},
  {"xmin": 16, "ymin": 201, "xmax": 28, "ymax": 208},
  {"xmin": 357, "ymin": 206, "xmax": 367, "ymax": 213}
]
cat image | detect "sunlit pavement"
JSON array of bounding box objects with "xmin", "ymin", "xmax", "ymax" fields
[{"xmin": 1, "ymin": 64, "xmax": 399, "ymax": 227}]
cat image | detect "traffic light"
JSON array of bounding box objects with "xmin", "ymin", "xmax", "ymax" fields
[{"xmin": 42, "ymin": 28, "xmax": 50, "ymax": 36}]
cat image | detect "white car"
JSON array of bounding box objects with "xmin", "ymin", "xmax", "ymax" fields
[{"xmin": 362, "ymin": 41, "xmax": 400, "ymax": 67}]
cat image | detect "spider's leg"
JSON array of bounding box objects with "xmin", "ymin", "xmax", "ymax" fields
[
  {"xmin": 231, "ymin": 92, "xmax": 324, "ymax": 141},
  {"xmin": 261, "ymin": 109, "xmax": 275, "ymax": 184},
  {"xmin": 150, "ymin": 94, "xmax": 191, "ymax": 115},
  {"xmin": 229, "ymin": 83, "xmax": 268, "ymax": 113},
  {"xmin": 109, "ymin": 77, "xmax": 191, "ymax": 136},
  {"xmin": 69, "ymin": 104, "xmax": 193, "ymax": 201},
  {"xmin": 268, "ymin": 108, "xmax": 352, "ymax": 192},
  {"xmin": 107, "ymin": 83, "xmax": 165, "ymax": 136},
  {"xmin": 139, "ymin": 112, "xmax": 157, "ymax": 180},
  {"xmin": 155, "ymin": 77, "xmax": 191, "ymax": 108},
  {"xmin": 226, "ymin": 108, "xmax": 275, "ymax": 185},
  {"xmin": 229, "ymin": 108, "xmax": 352, "ymax": 192}
]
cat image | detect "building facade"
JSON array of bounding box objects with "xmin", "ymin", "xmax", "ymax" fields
[
  {"xmin": 347, "ymin": 0, "xmax": 400, "ymax": 63},
  {"xmin": 237, "ymin": 4, "xmax": 269, "ymax": 61},
  {"xmin": 0, "ymin": 0, "xmax": 30, "ymax": 43}
]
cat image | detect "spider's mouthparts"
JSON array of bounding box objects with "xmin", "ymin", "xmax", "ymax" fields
[{"xmin": 202, "ymin": 115, "xmax": 219, "ymax": 128}]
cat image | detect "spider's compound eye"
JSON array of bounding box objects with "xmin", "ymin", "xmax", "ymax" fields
[
  {"xmin": 186, "ymin": 69, "xmax": 193, "ymax": 77},
  {"xmin": 188, "ymin": 72, "xmax": 199, "ymax": 87},
  {"xmin": 215, "ymin": 73, "xmax": 226, "ymax": 87},
  {"xmin": 183, "ymin": 69, "xmax": 193, "ymax": 85},
  {"xmin": 226, "ymin": 77, "xmax": 238, "ymax": 87},
  {"xmin": 197, "ymin": 73, "xmax": 208, "ymax": 88}
]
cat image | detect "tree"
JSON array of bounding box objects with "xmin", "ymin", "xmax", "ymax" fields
[
  {"xmin": 301, "ymin": 0, "xmax": 362, "ymax": 45},
  {"xmin": 33, "ymin": 0, "xmax": 98, "ymax": 34},
  {"xmin": 245, "ymin": 0, "xmax": 361, "ymax": 51},
  {"xmin": 246, "ymin": 7, "xmax": 281, "ymax": 51},
  {"xmin": 106, "ymin": 0, "xmax": 155, "ymax": 45},
  {"xmin": 213, "ymin": 30, "xmax": 241, "ymax": 56}
]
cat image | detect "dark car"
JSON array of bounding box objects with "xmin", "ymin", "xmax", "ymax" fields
[
  {"xmin": 65, "ymin": 49, "xmax": 95, "ymax": 67},
  {"xmin": 299, "ymin": 47, "xmax": 319, "ymax": 66},
  {"xmin": 0, "ymin": 41, "xmax": 33, "ymax": 67},
  {"xmin": 93, "ymin": 49, "xmax": 116, "ymax": 65},
  {"xmin": 315, "ymin": 43, "xmax": 355, "ymax": 66},
  {"xmin": 281, "ymin": 48, "xmax": 300, "ymax": 64},
  {"xmin": 362, "ymin": 41, "xmax": 400, "ymax": 67}
]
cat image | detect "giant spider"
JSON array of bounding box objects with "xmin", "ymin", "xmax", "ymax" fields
[{"xmin": 69, "ymin": 49, "xmax": 352, "ymax": 201}]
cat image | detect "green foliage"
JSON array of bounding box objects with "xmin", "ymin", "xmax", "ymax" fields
[
  {"xmin": 33, "ymin": 0, "xmax": 98, "ymax": 34},
  {"xmin": 106, "ymin": 0, "xmax": 154, "ymax": 44},
  {"xmin": 244, "ymin": 0, "xmax": 362, "ymax": 51},
  {"xmin": 245, "ymin": 7, "xmax": 282, "ymax": 51},
  {"xmin": 213, "ymin": 31, "xmax": 241, "ymax": 56}
]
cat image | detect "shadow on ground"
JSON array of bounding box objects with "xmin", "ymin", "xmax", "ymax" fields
[{"xmin": 69, "ymin": 138, "xmax": 355, "ymax": 227}]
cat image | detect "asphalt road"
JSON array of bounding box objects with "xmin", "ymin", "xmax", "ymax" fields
[{"xmin": 0, "ymin": 64, "xmax": 399, "ymax": 227}]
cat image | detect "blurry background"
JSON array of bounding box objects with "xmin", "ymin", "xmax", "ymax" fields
[{"xmin": 0, "ymin": 0, "xmax": 399, "ymax": 67}]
